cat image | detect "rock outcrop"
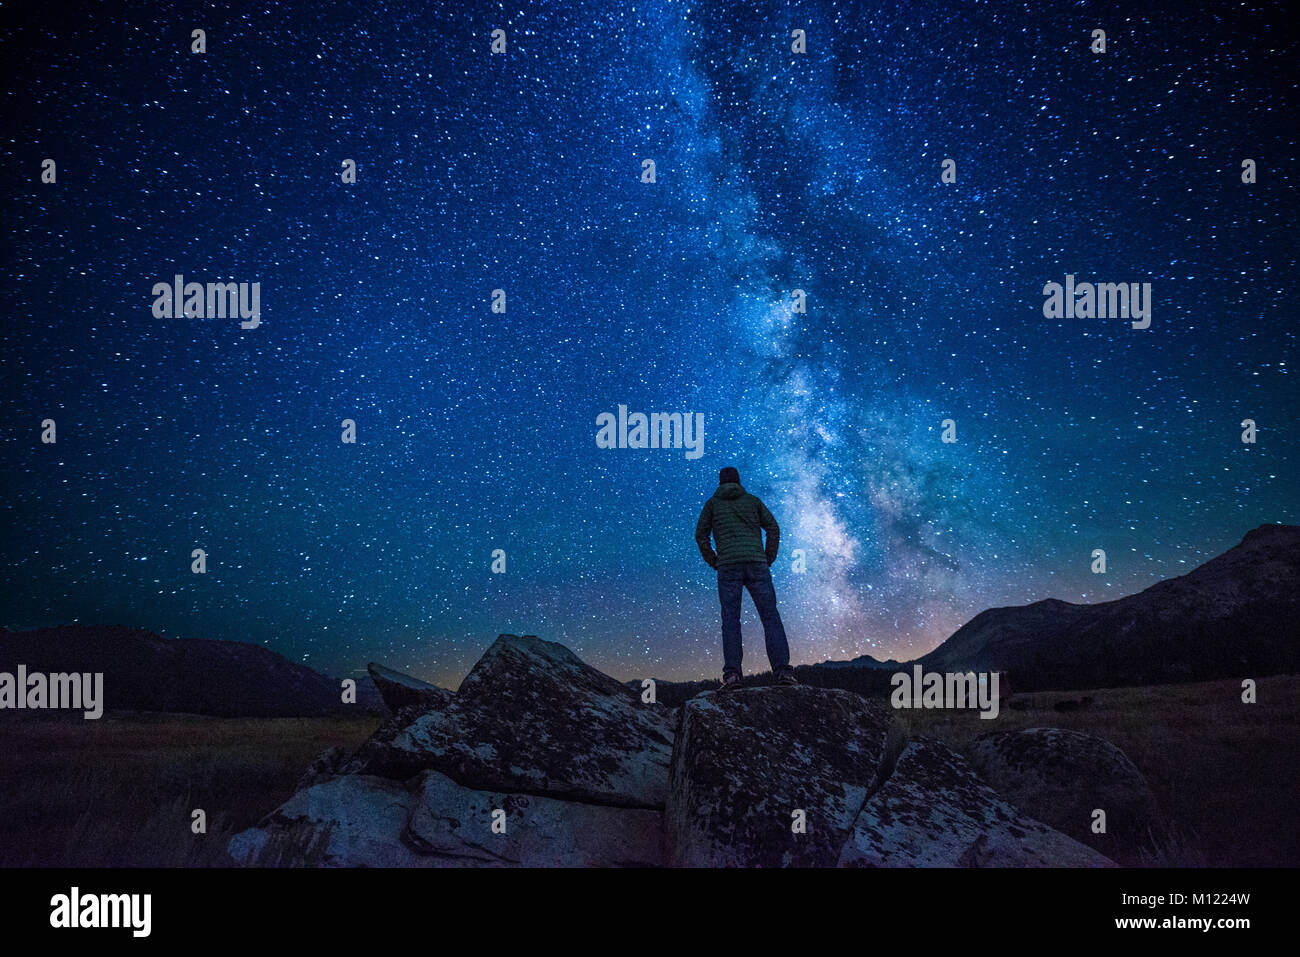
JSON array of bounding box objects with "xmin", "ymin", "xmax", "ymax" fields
[
  {"xmin": 966, "ymin": 727, "xmax": 1160, "ymax": 862},
  {"xmin": 232, "ymin": 634, "xmax": 675, "ymax": 867},
  {"xmin": 345, "ymin": 634, "xmax": 675, "ymax": 808},
  {"xmin": 366, "ymin": 662, "xmax": 453, "ymax": 713},
  {"xmin": 231, "ymin": 634, "xmax": 1127, "ymax": 868}
]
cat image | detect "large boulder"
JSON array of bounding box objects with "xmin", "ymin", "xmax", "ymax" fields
[
  {"xmin": 230, "ymin": 636, "xmax": 675, "ymax": 867},
  {"xmin": 840, "ymin": 736, "xmax": 1114, "ymax": 867},
  {"xmin": 345, "ymin": 635, "xmax": 675, "ymax": 808},
  {"xmin": 966, "ymin": 727, "xmax": 1160, "ymax": 862},
  {"xmin": 229, "ymin": 769, "xmax": 665, "ymax": 868},
  {"xmin": 403, "ymin": 770, "xmax": 663, "ymax": 866},
  {"xmin": 367, "ymin": 662, "xmax": 453, "ymax": 713},
  {"xmin": 228, "ymin": 775, "xmax": 430, "ymax": 868},
  {"xmin": 667, "ymin": 686, "xmax": 898, "ymax": 866}
]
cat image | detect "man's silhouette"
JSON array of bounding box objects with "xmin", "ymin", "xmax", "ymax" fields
[{"xmin": 695, "ymin": 466, "xmax": 797, "ymax": 691}]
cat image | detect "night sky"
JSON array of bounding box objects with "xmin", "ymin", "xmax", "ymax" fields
[{"xmin": 2, "ymin": 0, "xmax": 1295, "ymax": 686}]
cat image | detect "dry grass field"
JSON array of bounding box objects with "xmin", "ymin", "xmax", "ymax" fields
[
  {"xmin": 0, "ymin": 712, "xmax": 381, "ymax": 867},
  {"xmin": 0, "ymin": 673, "xmax": 1294, "ymax": 867},
  {"xmin": 894, "ymin": 673, "xmax": 1300, "ymax": 867}
]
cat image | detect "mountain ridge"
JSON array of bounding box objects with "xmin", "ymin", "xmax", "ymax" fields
[
  {"xmin": 642, "ymin": 524, "xmax": 1298, "ymax": 700},
  {"xmin": 0, "ymin": 624, "xmax": 383, "ymax": 716},
  {"xmin": 916, "ymin": 523, "xmax": 1299, "ymax": 688}
]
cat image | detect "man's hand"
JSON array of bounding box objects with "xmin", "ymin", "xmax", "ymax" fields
[{"xmin": 696, "ymin": 502, "xmax": 720, "ymax": 570}]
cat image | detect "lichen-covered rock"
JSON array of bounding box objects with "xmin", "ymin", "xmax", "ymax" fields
[
  {"xmin": 404, "ymin": 770, "xmax": 664, "ymax": 866},
  {"xmin": 667, "ymin": 686, "xmax": 897, "ymax": 866},
  {"xmin": 966, "ymin": 727, "xmax": 1159, "ymax": 861},
  {"xmin": 346, "ymin": 634, "xmax": 675, "ymax": 808},
  {"xmin": 366, "ymin": 662, "xmax": 453, "ymax": 713},
  {"xmin": 231, "ymin": 636, "xmax": 1134, "ymax": 869},
  {"xmin": 840, "ymin": 736, "xmax": 1115, "ymax": 867}
]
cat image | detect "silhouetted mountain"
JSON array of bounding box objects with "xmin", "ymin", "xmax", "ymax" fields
[
  {"xmin": 919, "ymin": 523, "xmax": 1300, "ymax": 689},
  {"xmin": 0, "ymin": 624, "xmax": 383, "ymax": 716},
  {"xmin": 640, "ymin": 524, "xmax": 1298, "ymax": 701},
  {"xmin": 817, "ymin": 653, "xmax": 903, "ymax": 670}
]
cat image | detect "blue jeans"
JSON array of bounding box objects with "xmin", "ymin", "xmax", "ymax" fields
[{"xmin": 717, "ymin": 561, "xmax": 789, "ymax": 676}]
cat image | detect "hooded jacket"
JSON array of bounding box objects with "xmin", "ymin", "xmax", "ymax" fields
[{"xmin": 695, "ymin": 482, "xmax": 780, "ymax": 568}]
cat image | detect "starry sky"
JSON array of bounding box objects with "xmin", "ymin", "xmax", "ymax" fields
[{"xmin": 2, "ymin": 0, "xmax": 1296, "ymax": 686}]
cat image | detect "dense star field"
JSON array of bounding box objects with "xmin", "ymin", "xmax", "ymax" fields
[{"xmin": 2, "ymin": 0, "xmax": 1295, "ymax": 685}]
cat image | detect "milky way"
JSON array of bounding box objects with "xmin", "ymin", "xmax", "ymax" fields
[{"xmin": 2, "ymin": 0, "xmax": 1295, "ymax": 684}]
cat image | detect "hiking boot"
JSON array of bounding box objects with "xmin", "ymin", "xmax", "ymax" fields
[
  {"xmin": 775, "ymin": 668, "xmax": 799, "ymax": 686},
  {"xmin": 718, "ymin": 671, "xmax": 743, "ymax": 693}
]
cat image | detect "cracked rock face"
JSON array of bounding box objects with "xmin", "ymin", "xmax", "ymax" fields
[
  {"xmin": 966, "ymin": 727, "xmax": 1159, "ymax": 861},
  {"xmin": 841, "ymin": 736, "xmax": 1114, "ymax": 867},
  {"xmin": 404, "ymin": 770, "xmax": 664, "ymax": 866},
  {"xmin": 228, "ymin": 770, "xmax": 665, "ymax": 867},
  {"xmin": 345, "ymin": 634, "xmax": 675, "ymax": 808},
  {"xmin": 667, "ymin": 686, "xmax": 897, "ymax": 867}
]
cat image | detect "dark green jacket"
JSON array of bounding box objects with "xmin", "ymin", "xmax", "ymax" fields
[{"xmin": 695, "ymin": 482, "xmax": 780, "ymax": 568}]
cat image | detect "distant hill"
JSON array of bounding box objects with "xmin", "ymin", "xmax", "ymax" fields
[
  {"xmin": 0, "ymin": 625, "xmax": 383, "ymax": 716},
  {"xmin": 816, "ymin": 654, "xmax": 903, "ymax": 670},
  {"xmin": 918, "ymin": 523, "xmax": 1300, "ymax": 689},
  {"xmin": 642, "ymin": 524, "xmax": 1299, "ymax": 702}
]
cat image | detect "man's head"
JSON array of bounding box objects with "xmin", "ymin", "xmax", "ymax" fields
[{"xmin": 719, "ymin": 466, "xmax": 740, "ymax": 485}]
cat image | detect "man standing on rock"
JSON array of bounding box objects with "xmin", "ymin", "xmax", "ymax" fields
[{"xmin": 695, "ymin": 466, "xmax": 797, "ymax": 691}]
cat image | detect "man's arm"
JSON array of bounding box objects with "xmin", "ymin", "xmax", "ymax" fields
[
  {"xmin": 695, "ymin": 500, "xmax": 718, "ymax": 568},
  {"xmin": 758, "ymin": 499, "xmax": 780, "ymax": 565}
]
